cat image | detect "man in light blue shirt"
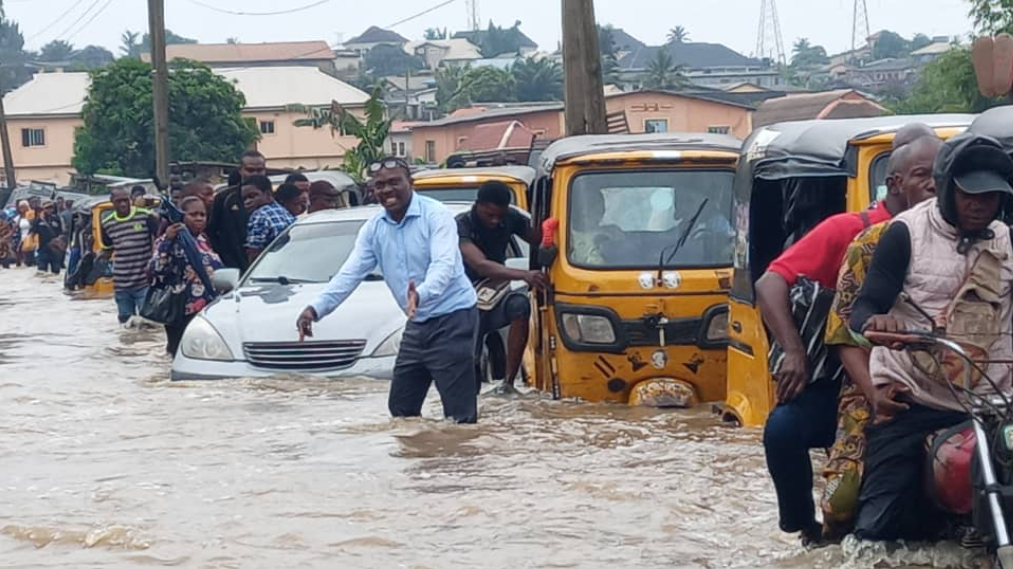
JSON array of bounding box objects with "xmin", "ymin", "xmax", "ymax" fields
[{"xmin": 296, "ymin": 157, "xmax": 480, "ymax": 423}]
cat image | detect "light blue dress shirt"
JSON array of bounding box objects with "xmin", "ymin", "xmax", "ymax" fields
[{"xmin": 310, "ymin": 193, "xmax": 477, "ymax": 323}]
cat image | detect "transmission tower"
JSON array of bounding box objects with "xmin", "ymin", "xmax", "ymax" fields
[
  {"xmin": 755, "ymin": 0, "xmax": 786, "ymax": 66},
  {"xmin": 851, "ymin": 0, "xmax": 871, "ymax": 55},
  {"xmin": 466, "ymin": 0, "xmax": 480, "ymax": 31}
]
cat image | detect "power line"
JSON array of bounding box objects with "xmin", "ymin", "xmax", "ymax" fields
[
  {"xmin": 63, "ymin": 0, "xmax": 116, "ymax": 42},
  {"xmin": 184, "ymin": 0, "xmax": 333, "ymax": 16},
  {"xmin": 49, "ymin": 0, "xmax": 103, "ymax": 42},
  {"xmin": 386, "ymin": 0, "xmax": 458, "ymax": 28},
  {"xmin": 25, "ymin": 0, "xmax": 90, "ymax": 41}
]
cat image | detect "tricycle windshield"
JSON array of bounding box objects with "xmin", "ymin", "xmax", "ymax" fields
[{"xmin": 567, "ymin": 169, "xmax": 735, "ymax": 270}]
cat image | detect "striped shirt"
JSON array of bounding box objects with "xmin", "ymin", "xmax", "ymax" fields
[{"xmin": 100, "ymin": 207, "xmax": 158, "ymax": 291}]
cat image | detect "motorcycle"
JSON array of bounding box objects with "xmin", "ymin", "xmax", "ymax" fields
[{"xmin": 866, "ymin": 329, "xmax": 1013, "ymax": 569}]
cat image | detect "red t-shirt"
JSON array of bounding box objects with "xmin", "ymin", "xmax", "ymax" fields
[{"xmin": 767, "ymin": 201, "xmax": 892, "ymax": 289}]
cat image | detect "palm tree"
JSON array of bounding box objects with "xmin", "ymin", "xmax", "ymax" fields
[
  {"xmin": 512, "ymin": 57, "xmax": 563, "ymax": 101},
  {"xmin": 646, "ymin": 49, "xmax": 689, "ymax": 90},
  {"xmin": 38, "ymin": 40, "xmax": 75, "ymax": 63},
  {"xmin": 435, "ymin": 64, "xmax": 471, "ymax": 113},
  {"xmin": 667, "ymin": 26, "xmax": 689, "ymax": 44},
  {"xmin": 119, "ymin": 30, "xmax": 140, "ymax": 58}
]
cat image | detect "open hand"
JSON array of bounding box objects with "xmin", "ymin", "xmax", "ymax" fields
[
  {"xmin": 406, "ymin": 281, "xmax": 419, "ymax": 319},
  {"xmin": 296, "ymin": 306, "xmax": 316, "ymax": 341}
]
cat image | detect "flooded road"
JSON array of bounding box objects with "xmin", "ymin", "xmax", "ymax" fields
[{"xmin": 0, "ymin": 269, "xmax": 982, "ymax": 568}]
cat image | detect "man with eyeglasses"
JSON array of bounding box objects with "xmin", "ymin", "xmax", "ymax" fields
[{"xmin": 296, "ymin": 157, "xmax": 480, "ymax": 423}]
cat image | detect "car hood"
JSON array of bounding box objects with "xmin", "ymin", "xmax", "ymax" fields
[{"xmin": 203, "ymin": 280, "xmax": 406, "ymax": 355}]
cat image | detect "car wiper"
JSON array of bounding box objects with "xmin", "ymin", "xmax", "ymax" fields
[
  {"xmin": 656, "ymin": 198, "xmax": 709, "ymax": 285},
  {"xmin": 249, "ymin": 276, "xmax": 316, "ymax": 285},
  {"xmin": 363, "ymin": 273, "xmax": 384, "ymax": 281}
]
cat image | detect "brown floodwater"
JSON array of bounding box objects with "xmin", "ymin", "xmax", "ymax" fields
[{"xmin": 0, "ymin": 269, "xmax": 985, "ymax": 568}]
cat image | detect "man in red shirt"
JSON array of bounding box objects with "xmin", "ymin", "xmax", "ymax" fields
[{"xmin": 756, "ymin": 123, "xmax": 938, "ymax": 546}]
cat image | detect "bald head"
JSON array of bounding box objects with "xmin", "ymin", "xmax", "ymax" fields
[
  {"xmin": 888, "ymin": 135, "xmax": 942, "ymax": 176},
  {"xmin": 886, "ymin": 135, "xmax": 942, "ymax": 211},
  {"xmin": 892, "ymin": 123, "xmax": 937, "ymax": 150}
]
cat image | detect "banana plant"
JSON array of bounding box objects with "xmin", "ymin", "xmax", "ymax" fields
[{"xmin": 289, "ymin": 85, "xmax": 391, "ymax": 182}]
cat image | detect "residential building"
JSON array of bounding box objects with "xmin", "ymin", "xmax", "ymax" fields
[
  {"xmin": 753, "ymin": 89, "xmax": 887, "ymax": 127},
  {"xmin": 404, "ymin": 39, "xmax": 482, "ymax": 69},
  {"xmin": 410, "ymin": 90, "xmax": 755, "ymax": 164},
  {"xmin": 382, "ymin": 74, "xmax": 438, "ymax": 121},
  {"xmin": 618, "ymin": 42, "xmax": 784, "ymax": 89},
  {"xmin": 845, "ymin": 57, "xmax": 917, "ymax": 91},
  {"xmin": 388, "ymin": 121, "xmax": 416, "ymax": 160},
  {"xmin": 0, "ymin": 67, "xmax": 370, "ymax": 184},
  {"xmin": 343, "ymin": 26, "xmax": 408, "ymax": 53},
  {"xmin": 608, "ymin": 28, "xmax": 647, "ymax": 55},
  {"xmin": 141, "ymin": 41, "xmax": 338, "ymax": 75},
  {"xmin": 911, "ymin": 37, "xmax": 955, "ymax": 65},
  {"xmin": 453, "ymin": 28, "xmax": 538, "ymax": 56}
]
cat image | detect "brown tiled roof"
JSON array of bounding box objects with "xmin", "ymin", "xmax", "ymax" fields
[
  {"xmin": 461, "ymin": 121, "xmax": 536, "ymax": 152},
  {"xmin": 141, "ymin": 41, "xmax": 334, "ymax": 64},
  {"xmin": 753, "ymin": 90, "xmax": 886, "ymax": 127}
]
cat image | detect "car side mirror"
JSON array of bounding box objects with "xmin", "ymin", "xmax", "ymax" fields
[{"xmin": 212, "ymin": 268, "xmax": 241, "ymax": 293}]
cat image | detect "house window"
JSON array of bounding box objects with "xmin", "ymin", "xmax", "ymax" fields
[
  {"xmin": 259, "ymin": 120, "xmax": 276, "ymax": 135},
  {"xmin": 644, "ymin": 119, "xmax": 668, "ymax": 134},
  {"xmin": 397, "ymin": 142, "xmax": 406, "ymax": 157},
  {"xmin": 425, "ymin": 140, "xmax": 436, "ymax": 163},
  {"xmin": 21, "ymin": 128, "xmax": 44, "ymax": 147},
  {"xmin": 708, "ymin": 126, "xmax": 731, "ymax": 135}
]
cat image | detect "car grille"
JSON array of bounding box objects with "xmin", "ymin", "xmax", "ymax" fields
[
  {"xmin": 622, "ymin": 317, "xmax": 701, "ymax": 347},
  {"xmin": 243, "ymin": 340, "xmax": 367, "ymax": 371}
]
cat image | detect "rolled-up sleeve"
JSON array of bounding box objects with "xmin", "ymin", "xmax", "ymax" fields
[
  {"xmin": 310, "ymin": 221, "xmax": 378, "ymax": 320},
  {"xmin": 415, "ymin": 208, "xmax": 461, "ymax": 307}
]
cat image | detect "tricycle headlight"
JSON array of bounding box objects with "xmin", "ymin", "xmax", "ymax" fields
[
  {"xmin": 180, "ymin": 316, "xmax": 234, "ymax": 361},
  {"xmin": 372, "ymin": 326, "xmax": 403, "ymax": 357},
  {"xmin": 561, "ymin": 313, "xmax": 616, "ymax": 344},
  {"xmin": 706, "ymin": 311, "xmax": 729, "ymax": 341}
]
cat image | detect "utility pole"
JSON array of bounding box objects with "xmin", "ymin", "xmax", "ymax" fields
[
  {"xmin": 0, "ymin": 87, "xmax": 17, "ymax": 200},
  {"xmin": 562, "ymin": 0, "xmax": 607, "ymax": 136},
  {"xmin": 147, "ymin": 0, "xmax": 170, "ymax": 187}
]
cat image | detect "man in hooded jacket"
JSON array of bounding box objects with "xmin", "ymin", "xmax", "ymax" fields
[{"xmin": 849, "ymin": 132, "xmax": 1013, "ymax": 541}]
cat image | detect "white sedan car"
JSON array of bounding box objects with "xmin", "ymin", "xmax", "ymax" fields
[{"xmin": 171, "ymin": 203, "xmax": 527, "ymax": 381}]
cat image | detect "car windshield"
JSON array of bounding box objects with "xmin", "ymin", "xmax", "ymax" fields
[
  {"xmin": 417, "ymin": 186, "xmax": 515, "ymax": 204},
  {"xmin": 567, "ymin": 169, "xmax": 735, "ymax": 269},
  {"xmin": 246, "ymin": 220, "xmax": 365, "ymax": 284}
]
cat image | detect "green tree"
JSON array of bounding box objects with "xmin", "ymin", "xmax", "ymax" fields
[
  {"xmin": 291, "ymin": 87, "xmax": 391, "ymax": 182},
  {"xmin": 645, "ymin": 49, "xmax": 688, "ymax": 90},
  {"xmin": 38, "ymin": 40, "xmax": 75, "ymax": 62},
  {"xmin": 137, "ymin": 29, "xmax": 197, "ymax": 53},
  {"xmin": 478, "ymin": 20, "xmax": 525, "ymax": 57},
  {"xmin": 597, "ymin": 24, "xmax": 621, "ymax": 84},
  {"xmin": 871, "ymin": 30, "xmax": 910, "ymax": 60},
  {"xmin": 119, "ymin": 30, "xmax": 140, "ymax": 58},
  {"xmin": 910, "ymin": 33, "xmax": 934, "ymax": 51},
  {"xmin": 72, "ymin": 58, "xmax": 258, "ymax": 177},
  {"xmin": 435, "ymin": 64, "xmax": 470, "ymax": 113},
  {"xmin": 0, "ymin": 14, "xmax": 31, "ymax": 91},
  {"xmin": 888, "ymin": 47, "xmax": 1002, "ymax": 113},
  {"xmin": 969, "ymin": 0, "xmax": 1013, "ymax": 34},
  {"xmin": 363, "ymin": 44, "xmax": 424, "ymax": 77},
  {"xmin": 464, "ymin": 65, "xmax": 515, "ymax": 102},
  {"xmin": 424, "ymin": 27, "xmax": 448, "ymax": 40},
  {"xmin": 667, "ymin": 26, "xmax": 689, "ymax": 44},
  {"xmin": 71, "ymin": 45, "xmax": 114, "ymax": 70},
  {"xmin": 790, "ymin": 38, "xmax": 829, "ymax": 69},
  {"xmin": 512, "ymin": 57, "xmax": 563, "ymax": 101}
]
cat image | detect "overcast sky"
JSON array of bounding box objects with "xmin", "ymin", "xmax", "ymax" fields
[{"xmin": 7, "ymin": 0, "xmax": 976, "ymax": 59}]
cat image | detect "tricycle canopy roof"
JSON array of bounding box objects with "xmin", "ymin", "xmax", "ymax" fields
[
  {"xmin": 537, "ymin": 132, "xmax": 742, "ymax": 175},
  {"xmin": 412, "ymin": 165, "xmax": 536, "ymax": 186},
  {"xmin": 969, "ymin": 106, "xmax": 1013, "ymax": 153},
  {"xmin": 743, "ymin": 114, "xmax": 974, "ymax": 181}
]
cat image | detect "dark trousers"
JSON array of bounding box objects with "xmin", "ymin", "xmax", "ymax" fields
[
  {"xmin": 763, "ymin": 379, "xmax": 841, "ymax": 533},
  {"xmin": 36, "ymin": 247, "xmax": 61, "ymax": 274},
  {"xmin": 854, "ymin": 403, "xmax": 966, "ymax": 541},
  {"xmin": 389, "ymin": 307, "xmax": 479, "ymax": 424},
  {"xmin": 165, "ymin": 313, "xmax": 197, "ymax": 357}
]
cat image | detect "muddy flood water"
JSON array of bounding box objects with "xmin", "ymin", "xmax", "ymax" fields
[{"xmin": 0, "ymin": 268, "xmax": 989, "ymax": 568}]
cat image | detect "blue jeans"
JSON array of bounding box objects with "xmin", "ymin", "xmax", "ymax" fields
[
  {"xmin": 114, "ymin": 287, "xmax": 148, "ymax": 324},
  {"xmin": 763, "ymin": 379, "xmax": 841, "ymax": 533}
]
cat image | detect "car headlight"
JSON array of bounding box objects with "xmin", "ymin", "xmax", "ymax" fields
[
  {"xmin": 561, "ymin": 313, "xmax": 616, "ymax": 344},
  {"xmin": 705, "ymin": 310, "xmax": 729, "ymax": 341},
  {"xmin": 372, "ymin": 326, "xmax": 403, "ymax": 357},
  {"xmin": 180, "ymin": 316, "xmax": 234, "ymax": 361}
]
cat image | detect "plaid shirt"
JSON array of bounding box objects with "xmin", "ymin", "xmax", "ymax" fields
[{"xmin": 245, "ymin": 201, "xmax": 295, "ymax": 250}]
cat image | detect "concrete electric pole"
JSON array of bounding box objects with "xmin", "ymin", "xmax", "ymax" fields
[
  {"xmin": 147, "ymin": 0, "xmax": 170, "ymax": 187},
  {"xmin": 562, "ymin": 0, "xmax": 607, "ymax": 136}
]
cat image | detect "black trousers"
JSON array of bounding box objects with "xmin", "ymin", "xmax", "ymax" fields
[
  {"xmin": 389, "ymin": 307, "xmax": 479, "ymax": 424},
  {"xmin": 165, "ymin": 313, "xmax": 196, "ymax": 357},
  {"xmin": 855, "ymin": 402, "xmax": 966, "ymax": 541}
]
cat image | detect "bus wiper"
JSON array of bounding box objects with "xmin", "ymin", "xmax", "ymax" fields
[
  {"xmin": 656, "ymin": 198, "xmax": 709, "ymax": 286},
  {"xmin": 250, "ymin": 276, "xmax": 313, "ymax": 285}
]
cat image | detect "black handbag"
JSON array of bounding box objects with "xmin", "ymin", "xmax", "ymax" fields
[{"xmin": 140, "ymin": 286, "xmax": 186, "ymax": 326}]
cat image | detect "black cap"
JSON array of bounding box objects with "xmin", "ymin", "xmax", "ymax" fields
[{"xmin": 952, "ymin": 142, "xmax": 1013, "ymax": 196}]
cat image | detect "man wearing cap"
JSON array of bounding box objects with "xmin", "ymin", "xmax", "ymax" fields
[
  {"xmin": 849, "ymin": 133, "xmax": 1013, "ymax": 542},
  {"xmin": 295, "ymin": 157, "xmax": 480, "ymax": 423},
  {"xmin": 307, "ymin": 180, "xmax": 342, "ymax": 214}
]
